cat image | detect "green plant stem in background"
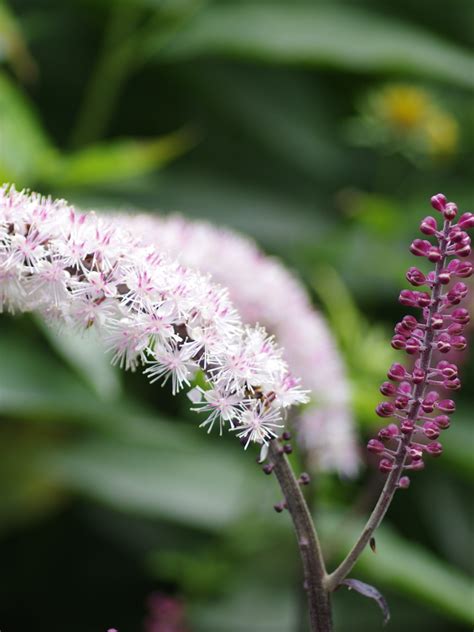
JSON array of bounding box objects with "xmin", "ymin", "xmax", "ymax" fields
[
  {"xmin": 69, "ymin": 4, "xmax": 143, "ymax": 148},
  {"xmin": 268, "ymin": 441, "xmax": 332, "ymax": 632}
]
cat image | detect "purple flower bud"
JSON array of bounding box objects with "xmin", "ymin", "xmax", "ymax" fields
[
  {"xmin": 410, "ymin": 239, "xmax": 431, "ymax": 257},
  {"xmin": 405, "ymin": 337, "xmax": 422, "ymax": 354},
  {"xmin": 454, "ymin": 261, "xmax": 473, "ymax": 278},
  {"xmin": 451, "ymin": 308, "xmax": 469, "ymax": 324},
  {"xmin": 438, "ymin": 269, "xmax": 451, "ymax": 284},
  {"xmin": 380, "ymin": 381, "xmax": 397, "ymax": 396},
  {"xmin": 443, "ymin": 377, "xmax": 461, "ymax": 390},
  {"xmin": 433, "ymin": 415, "xmax": 450, "ymax": 429},
  {"xmin": 457, "ymin": 212, "xmax": 474, "ymax": 230},
  {"xmin": 398, "ymin": 381, "xmax": 412, "ymax": 396},
  {"xmin": 391, "ymin": 334, "xmax": 407, "ymax": 350},
  {"xmin": 447, "ymin": 322, "xmax": 464, "ymax": 336},
  {"xmin": 450, "ymin": 335, "xmax": 467, "ymax": 351},
  {"xmin": 398, "ymin": 476, "xmax": 411, "ymax": 489},
  {"xmin": 399, "ymin": 290, "xmax": 417, "ymax": 307},
  {"xmin": 408, "ymin": 446, "xmax": 423, "ymax": 461},
  {"xmin": 427, "ymin": 247, "xmax": 442, "ymax": 263},
  {"xmin": 425, "ymin": 442, "xmax": 443, "ymax": 457},
  {"xmin": 437, "ymin": 399, "xmax": 456, "ymax": 413},
  {"xmin": 409, "ymin": 459, "xmax": 425, "ymax": 471},
  {"xmin": 423, "ymin": 421, "xmax": 440, "ymax": 439},
  {"xmin": 412, "ymin": 367, "xmax": 425, "ymax": 384},
  {"xmin": 395, "ymin": 395, "xmax": 410, "ymax": 409},
  {"xmin": 367, "ymin": 439, "xmax": 385, "ymax": 454},
  {"xmin": 436, "ymin": 333, "xmax": 451, "ymax": 353},
  {"xmin": 379, "ymin": 458, "xmax": 394, "ymax": 473},
  {"xmin": 406, "ymin": 267, "xmax": 426, "ymax": 286},
  {"xmin": 443, "ymin": 202, "xmax": 458, "ymax": 221},
  {"xmin": 454, "ymin": 242, "xmax": 471, "ymax": 257},
  {"xmin": 430, "ymin": 193, "xmax": 447, "ymax": 212},
  {"xmin": 376, "ymin": 402, "xmax": 396, "ymax": 418},
  {"xmin": 400, "ymin": 419, "xmax": 415, "ymax": 434},
  {"xmin": 388, "ymin": 363, "xmax": 408, "ymax": 381},
  {"xmin": 378, "ymin": 423, "xmax": 399, "ymax": 440},
  {"xmin": 431, "ymin": 313, "xmax": 444, "ymax": 329},
  {"xmin": 436, "ymin": 361, "xmax": 458, "ymax": 378},
  {"xmin": 420, "ymin": 216, "xmax": 438, "ymax": 235},
  {"xmin": 421, "ymin": 390, "xmax": 439, "ymax": 412},
  {"xmin": 402, "ymin": 315, "xmax": 418, "ymax": 330}
]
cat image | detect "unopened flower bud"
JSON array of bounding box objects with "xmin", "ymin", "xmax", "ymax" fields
[
  {"xmin": 376, "ymin": 402, "xmax": 396, "ymax": 418},
  {"xmin": 430, "ymin": 193, "xmax": 447, "ymax": 212},
  {"xmin": 443, "ymin": 202, "xmax": 458, "ymax": 221},
  {"xmin": 406, "ymin": 267, "xmax": 426, "ymax": 286},
  {"xmin": 423, "ymin": 421, "xmax": 440, "ymax": 439},
  {"xmin": 379, "ymin": 458, "xmax": 393, "ymax": 473},
  {"xmin": 420, "ymin": 216, "xmax": 437, "ymax": 235},
  {"xmin": 380, "ymin": 381, "xmax": 397, "ymax": 396},
  {"xmin": 437, "ymin": 399, "xmax": 456, "ymax": 413},
  {"xmin": 398, "ymin": 476, "xmax": 411, "ymax": 489},
  {"xmin": 457, "ymin": 212, "xmax": 474, "ymax": 230},
  {"xmin": 367, "ymin": 439, "xmax": 385, "ymax": 454},
  {"xmin": 410, "ymin": 239, "xmax": 431, "ymax": 257},
  {"xmin": 451, "ymin": 308, "xmax": 469, "ymax": 324},
  {"xmin": 400, "ymin": 419, "xmax": 415, "ymax": 434},
  {"xmin": 425, "ymin": 442, "xmax": 443, "ymax": 457},
  {"xmin": 433, "ymin": 415, "xmax": 450, "ymax": 429},
  {"xmin": 388, "ymin": 363, "xmax": 408, "ymax": 381}
]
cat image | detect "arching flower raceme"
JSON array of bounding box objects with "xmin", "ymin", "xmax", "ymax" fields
[
  {"xmin": 113, "ymin": 214, "xmax": 358, "ymax": 476},
  {"xmin": 370, "ymin": 194, "xmax": 473, "ymax": 483},
  {"xmin": 0, "ymin": 185, "xmax": 308, "ymax": 446}
]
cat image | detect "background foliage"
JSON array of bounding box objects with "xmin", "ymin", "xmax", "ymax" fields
[{"xmin": 0, "ymin": 1, "xmax": 473, "ymax": 630}]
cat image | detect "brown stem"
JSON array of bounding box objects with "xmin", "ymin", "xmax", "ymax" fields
[
  {"xmin": 327, "ymin": 218, "xmax": 451, "ymax": 591},
  {"xmin": 268, "ymin": 441, "xmax": 332, "ymax": 632}
]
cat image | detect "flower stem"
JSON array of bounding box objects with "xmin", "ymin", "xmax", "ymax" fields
[
  {"xmin": 327, "ymin": 218, "xmax": 451, "ymax": 592},
  {"xmin": 268, "ymin": 441, "xmax": 332, "ymax": 632}
]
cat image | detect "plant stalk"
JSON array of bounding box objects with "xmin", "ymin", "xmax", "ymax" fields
[{"xmin": 268, "ymin": 441, "xmax": 332, "ymax": 632}]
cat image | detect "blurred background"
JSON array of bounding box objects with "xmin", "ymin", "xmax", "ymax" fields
[{"xmin": 0, "ymin": 0, "xmax": 473, "ymax": 630}]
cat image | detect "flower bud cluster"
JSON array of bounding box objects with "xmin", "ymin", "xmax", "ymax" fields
[
  {"xmin": 0, "ymin": 186, "xmax": 309, "ymax": 447},
  {"xmin": 370, "ymin": 194, "xmax": 472, "ymax": 482}
]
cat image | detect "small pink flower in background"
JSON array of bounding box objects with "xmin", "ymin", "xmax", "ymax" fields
[{"xmin": 145, "ymin": 593, "xmax": 189, "ymax": 632}]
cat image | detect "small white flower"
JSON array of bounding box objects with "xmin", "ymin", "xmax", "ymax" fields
[{"xmin": 233, "ymin": 404, "xmax": 283, "ymax": 449}]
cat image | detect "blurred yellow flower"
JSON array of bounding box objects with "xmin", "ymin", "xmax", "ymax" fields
[{"xmin": 350, "ymin": 83, "xmax": 460, "ymax": 159}]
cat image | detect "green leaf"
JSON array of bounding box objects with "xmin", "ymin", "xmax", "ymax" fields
[
  {"xmin": 49, "ymin": 435, "xmax": 264, "ymax": 530},
  {"xmin": 0, "ymin": 70, "xmax": 57, "ymax": 185},
  {"xmin": 149, "ymin": 3, "xmax": 474, "ymax": 90},
  {"xmin": 0, "ymin": 0, "xmax": 37, "ymax": 81},
  {"xmin": 322, "ymin": 512, "xmax": 474, "ymax": 624},
  {"xmin": 34, "ymin": 316, "xmax": 121, "ymax": 401},
  {"xmin": 46, "ymin": 129, "xmax": 196, "ymax": 188}
]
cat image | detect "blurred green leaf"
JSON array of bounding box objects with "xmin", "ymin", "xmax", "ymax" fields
[
  {"xmin": 149, "ymin": 3, "xmax": 474, "ymax": 89},
  {"xmin": 46, "ymin": 129, "xmax": 196, "ymax": 188},
  {"xmin": 0, "ymin": 0, "xmax": 37, "ymax": 81},
  {"xmin": 34, "ymin": 316, "xmax": 122, "ymax": 401},
  {"xmin": 49, "ymin": 435, "xmax": 264, "ymax": 530},
  {"xmin": 311, "ymin": 266, "xmax": 396, "ymax": 425},
  {"xmin": 322, "ymin": 512, "xmax": 474, "ymax": 624},
  {"xmin": 0, "ymin": 428, "xmax": 63, "ymax": 534},
  {"xmin": 0, "ymin": 70, "xmax": 57, "ymax": 185}
]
